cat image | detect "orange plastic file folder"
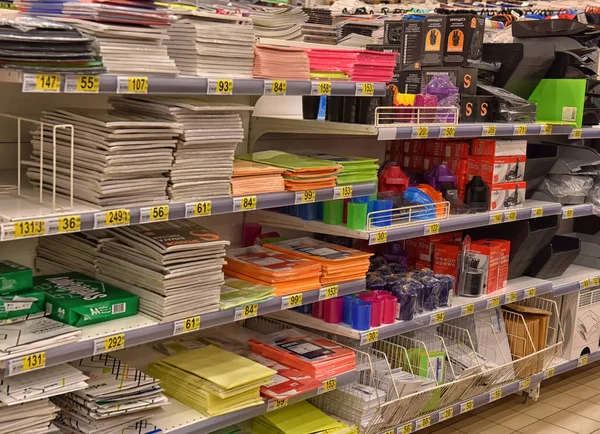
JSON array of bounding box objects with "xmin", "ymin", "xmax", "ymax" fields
[
  {"xmin": 224, "ymin": 270, "xmax": 321, "ymax": 295},
  {"xmin": 284, "ymin": 180, "xmax": 337, "ymax": 191}
]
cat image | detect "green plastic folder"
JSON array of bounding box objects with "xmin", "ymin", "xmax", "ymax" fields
[
  {"xmin": 237, "ymin": 151, "xmax": 341, "ymax": 170},
  {"xmin": 529, "ymin": 78, "xmax": 586, "ymax": 128}
]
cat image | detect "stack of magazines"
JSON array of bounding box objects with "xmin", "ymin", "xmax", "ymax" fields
[
  {"xmin": 36, "ymin": 230, "xmax": 113, "ymax": 276},
  {"xmin": 250, "ymin": 6, "xmax": 307, "ymax": 41},
  {"xmin": 253, "ymin": 45, "xmax": 310, "ymax": 80},
  {"xmin": 96, "ymin": 221, "xmax": 229, "ymax": 322},
  {"xmin": 167, "ymin": 12, "xmax": 255, "ymax": 78},
  {"xmin": 53, "ymin": 355, "xmax": 167, "ymax": 434},
  {"xmin": 110, "ymin": 96, "xmax": 250, "ymax": 201},
  {"xmin": 25, "ymin": 109, "xmax": 180, "ymax": 208},
  {"xmin": 0, "ymin": 399, "xmax": 61, "ymax": 434}
]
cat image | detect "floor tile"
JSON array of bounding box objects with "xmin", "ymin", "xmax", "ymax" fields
[
  {"xmin": 544, "ymin": 409, "xmax": 600, "ymax": 434},
  {"xmin": 539, "ymin": 389, "xmax": 583, "ymax": 409},
  {"xmin": 432, "ymin": 428, "xmax": 462, "ymax": 434},
  {"xmin": 480, "ymin": 406, "xmax": 538, "ymax": 430},
  {"xmin": 448, "ymin": 415, "xmax": 496, "ymax": 433},
  {"xmin": 519, "ymin": 420, "xmax": 578, "ymax": 434},
  {"xmin": 567, "ymin": 400, "xmax": 600, "ymax": 422},
  {"xmin": 511, "ymin": 401, "xmax": 560, "ymax": 419},
  {"xmin": 549, "ymin": 383, "xmax": 599, "ymax": 400},
  {"xmin": 477, "ymin": 425, "xmax": 516, "ymax": 434}
]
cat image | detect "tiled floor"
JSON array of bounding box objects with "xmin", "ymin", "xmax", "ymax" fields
[{"xmin": 418, "ymin": 361, "xmax": 600, "ymax": 434}]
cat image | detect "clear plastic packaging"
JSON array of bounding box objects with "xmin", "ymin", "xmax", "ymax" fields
[{"xmin": 542, "ymin": 174, "xmax": 594, "ymax": 197}]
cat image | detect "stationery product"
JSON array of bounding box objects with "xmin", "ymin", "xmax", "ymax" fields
[
  {"xmin": 232, "ymin": 160, "xmax": 286, "ymax": 196},
  {"xmin": 0, "ymin": 399, "xmax": 61, "ymax": 434},
  {"xmin": 250, "ymin": 6, "xmax": 308, "ymax": 41},
  {"xmin": 307, "ymin": 48, "xmax": 397, "ymax": 82},
  {"xmin": 253, "ymin": 45, "xmax": 311, "ymax": 80},
  {"xmin": 147, "ymin": 345, "xmax": 276, "ymax": 417},
  {"xmin": 33, "ymin": 273, "xmax": 138, "ymax": 326},
  {"xmin": 0, "ymin": 290, "xmax": 45, "ymax": 324},
  {"xmin": 318, "ymin": 383, "xmax": 386, "ymax": 428},
  {"xmin": 296, "ymin": 152, "xmax": 379, "ymax": 185},
  {"xmin": 0, "ymin": 260, "xmax": 32, "ymax": 294},
  {"xmin": 109, "ymin": 96, "xmax": 251, "ymax": 201},
  {"xmin": 25, "ymin": 108, "xmax": 180, "ymax": 207},
  {"xmin": 219, "ymin": 278, "xmax": 276, "ymax": 310},
  {"xmin": 166, "ymin": 12, "xmax": 255, "ymax": 78},
  {"xmin": 53, "ymin": 354, "xmax": 168, "ymax": 434},
  {"xmin": 224, "ymin": 245, "xmax": 322, "ymax": 296},
  {"xmin": 263, "ymin": 237, "xmax": 371, "ymax": 285},
  {"xmin": 96, "ymin": 221, "xmax": 229, "ymax": 322}
]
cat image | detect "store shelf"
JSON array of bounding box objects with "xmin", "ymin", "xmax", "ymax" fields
[
  {"xmin": 0, "ymin": 279, "xmax": 365, "ymax": 376},
  {"xmin": 0, "ymin": 182, "xmax": 376, "ymax": 242},
  {"xmin": 0, "ymin": 70, "xmax": 387, "ymax": 97},
  {"xmin": 249, "ymin": 200, "xmax": 563, "ymax": 245},
  {"xmin": 562, "ymin": 203, "xmax": 594, "ymax": 219},
  {"xmin": 549, "ymin": 264, "xmax": 600, "ymax": 297}
]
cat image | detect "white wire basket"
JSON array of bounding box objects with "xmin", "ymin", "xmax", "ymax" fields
[
  {"xmin": 375, "ymin": 106, "xmax": 460, "ymax": 127},
  {"xmin": 366, "ymin": 201, "xmax": 450, "ymax": 231}
]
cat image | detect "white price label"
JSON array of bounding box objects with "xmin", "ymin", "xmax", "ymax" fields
[
  {"xmin": 140, "ymin": 205, "xmax": 169, "ymax": 223},
  {"xmin": 264, "ymin": 80, "xmax": 287, "ymax": 95},
  {"xmin": 319, "ymin": 285, "xmax": 339, "ymax": 301},
  {"xmin": 173, "ymin": 316, "xmax": 200, "ymax": 335},
  {"xmin": 233, "ymin": 196, "xmax": 257, "ymax": 212},
  {"xmin": 281, "ymin": 293, "xmax": 303, "ymax": 310},
  {"xmin": 64, "ymin": 75, "xmax": 99, "ymax": 93},
  {"xmin": 333, "ymin": 186, "xmax": 352, "ymax": 199},
  {"xmin": 22, "ymin": 73, "xmax": 60, "ymax": 92},
  {"xmin": 295, "ymin": 190, "xmax": 316, "ymax": 204},
  {"xmin": 93, "ymin": 334, "xmax": 125, "ymax": 355},
  {"xmin": 207, "ymin": 79, "xmax": 233, "ymax": 95}
]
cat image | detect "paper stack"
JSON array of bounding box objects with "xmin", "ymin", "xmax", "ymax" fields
[
  {"xmin": 166, "ymin": 12, "xmax": 255, "ymax": 78},
  {"xmin": 307, "ymin": 49, "xmax": 397, "ymax": 82},
  {"xmin": 232, "ymin": 160, "xmax": 285, "ymax": 196},
  {"xmin": 0, "ymin": 400, "xmax": 61, "ymax": 434},
  {"xmin": 53, "ymin": 355, "xmax": 167, "ymax": 434},
  {"xmin": 0, "ymin": 14, "xmax": 103, "ymax": 74},
  {"xmin": 25, "ymin": 109, "xmax": 180, "ymax": 208},
  {"xmin": 110, "ymin": 96, "xmax": 250, "ymax": 201},
  {"xmin": 249, "ymin": 329, "xmax": 356, "ymax": 380},
  {"xmin": 147, "ymin": 345, "xmax": 276, "ymax": 417},
  {"xmin": 238, "ymin": 151, "xmax": 342, "ymax": 191},
  {"xmin": 297, "ymin": 152, "xmax": 378, "ymax": 185},
  {"xmin": 219, "ymin": 277, "xmax": 276, "ymax": 310},
  {"xmin": 0, "ymin": 317, "xmax": 80, "ymax": 361},
  {"xmin": 224, "ymin": 245, "xmax": 322, "ymax": 296},
  {"xmin": 253, "ymin": 45, "xmax": 311, "ymax": 80},
  {"xmin": 250, "ymin": 6, "xmax": 307, "ymax": 41},
  {"xmin": 253, "ymin": 401, "xmax": 357, "ymax": 434},
  {"xmin": 264, "ymin": 237, "xmax": 371, "ymax": 285},
  {"xmin": 36, "ymin": 230, "xmax": 113, "ymax": 276},
  {"xmin": 96, "ymin": 221, "xmax": 229, "ymax": 322}
]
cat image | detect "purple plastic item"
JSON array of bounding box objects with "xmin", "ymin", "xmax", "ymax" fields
[
  {"xmin": 426, "ymin": 164, "xmax": 457, "ymax": 191},
  {"xmin": 413, "ymin": 94, "xmax": 438, "ymax": 124},
  {"xmin": 423, "ymin": 75, "xmax": 459, "ymax": 123}
]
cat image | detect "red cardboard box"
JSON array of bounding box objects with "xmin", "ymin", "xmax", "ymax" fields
[
  {"xmin": 479, "ymin": 239, "xmax": 510, "ymax": 290},
  {"xmin": 402, "ymin": 140, "xmax": 425, "ymax": 154},
  {"xmin": 468, "ymin": 156, "xmax": 526, "ymax": 185},
  {"xmin": 470, "ymin": 240, "xmax": 502, "ymax": 293},
  {"xmin": 489, "ymin": 181, "xmax": 526, "ymax": 211},
  {"xmin": 417, "ymin": 233, "xmax": 458, "ymax": 262},
  {"xmin": 433, "ymin": 241, "xmax": 462, "ymax": 279},
  {"xmin": 425, "ymin": 140, "xmax": 470, "ymax": 158},
  {"xmin": 415, "ymin": 259, "xmax": 432, "ymax": 270},
  {"xmin": 471, "ymin": 139, "xmax": 527, "ymax": 157}
]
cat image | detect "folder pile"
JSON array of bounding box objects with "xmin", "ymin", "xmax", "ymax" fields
[
  {"xmin": 0, "ymin": 399, "xmax": 61, "ymax": 434},
  {"xmin": 96, "ymin": 221, "xmax": 229, "ymax": 322},
  {"xmin": 224, "ymin": 245, "xmax": 322, "ymax": 296},
  {"xmin": 238, "ymin": 151, "xmax": 342, "ymax": 191},
  {"xmin": 232, "ymin": 160, "xmax": 286, "ymax": 196},
  {"xmin": 147, "ymin": 345, "xmax": 276, "ymax": 417},
  {"xmin": 297, "ymin": 152, "xmax": 379, "ymax": 185},
  {"xmin": 53, "ymin": 355, "xmax": 167, "ymax": 434},
  {"xmin": 264, "ymin": 237, "xmax": 371, "ymax": 285},
  {"xmin": 249, "ymin": 329, "xmax": 356, "ymax": 380},
  {"xmin": 307, "ymin": 49, "xmax": 397, "ymax": 82},
  {"xmin": 220, "ymin": 277, "xmax": 276, "ymax": 310},
  {"xmin": 253, "ymin": 45, "xmax": 310, "ymax": 80},
  {"xmin": 250, "ymin": 6, "xmax": 307, "ymax": 41},
  {"xmin": 253, "ymin": 401, "xmax": 358, "ymax": 434}
]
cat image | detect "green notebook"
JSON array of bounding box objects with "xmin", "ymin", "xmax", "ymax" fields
[
  {"xmin": 253, "ymin": 401, "xmax": 345, "ymax": 434},
  {"xmin": 238, "ymin": 151, "xmax": 342, "ymax": 170}
]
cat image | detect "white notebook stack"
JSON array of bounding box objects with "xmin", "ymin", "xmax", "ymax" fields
[
  {"xmin": 96, "ymin": 220, "xmax": 229, "ymax": 322},
  {"xmin": 36, "ymin": 230, "xmax": 113, "ymax": 276},
  {"xmin": 0, "ymin": 400, "xmax": 61, "ymax": 434},
  {"xmin": 25, "ymin": 109, "xmax": 181, "ymax": 208},
  {"xmin": 166, "ymin": 12, "xmax": 255, "ymax": 78},
  {"xmin": 52, "ymin": 355, "xmax": 167, "ymax": 434},
  {"xmin": 110, "ymin": 96, "xmax": 250, "ymax": 201},
  {"xmin": 250, "ymin": 6, "xmax": 308, "ymax": 41},
  {"xmin": 51, "ymin": 17, "xmax": 178, "ymax": 75}
]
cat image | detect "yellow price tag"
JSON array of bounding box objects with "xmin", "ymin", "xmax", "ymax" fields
[
  {"xmin": 317, "ymin": 81, "xmax": 332, "ymax": 95},
  {"xmin": 440, "ymin": 407, "xmax": 454, "ymax": 421},
  {"xmin": 484, "ymin": 125, "xmax": 497, "ymax": 136},
  {"xmin": 593, "ymin": 277, "xmax": 600, "ymax": 286},
  {"xmin": 215, "ymin": 79, "xmax": 233, "ymax": 94},
  {"xmin": 506, "ymin": 211, "xmax": 517, "ymax": 222},
  {"xmin": 270, "ymin": 398, "xmax": 288, "ymax": 410},
  {"xmin": 271, "ymin": 80, "xmax": 286, "ymax": 95},
  {"xmin": 76, "ymin": 75, "xmax": 99, "ymax": 92},
  {"xmin": 563, "ymin": 208, "xmax": 575, "ymax": 219},
  {"xmin": 545, "ymin": 367, "xmax": 555, "ymax": 378},
  {"xmin": 526, "ymin": 287, "xmax": 536, "ymax": 298},
  {"xmin": 181, "ymin": 316, "xmax": 200, "ymax": 333},
  {"xmin": 150, "ymin": 205, "xmax": 169, "ymax": 221},
  {"xmin": 374, "ymin": 231, "xmax": 388, "ymax": 244},
  {"xmin": 461, "ymin": 400, "xmax": 475, "ymax": 413},
  {"xmin": 286, "ymin": 293, "xmax": 303, "ymax": 308},
  {"xmin": 487, "ymin": 296, "xmax": 501, "ymax": 309},
  {"xmin": 442, "ymin": 126, "xmax": 456, "ymax": 138},
  {"xmin": 361, "ymin": 82, "xmax": 375, "ymax": 95},
  {"xmin": 364, "ymin": 330, "xmax": 379, "ymax": 344},
  {"xmin": 338, "ymin": 186, "xmax": 353, "ymax": 198},
  {"xmin": 14, "ymin": 220, "xmax": 45, "ymax": 238},
  {"xmin": 431, "ymin": 311, "xmax": 445, "ymax": 324},
  {"xmin": 416, "ymin": 126, "xmax": 429, "ymax": 138},
  {"xmin": 241, "ymin": 304, "xmax": 258, "ymax": 318},
  {"xmin": 490, "ymin": 389, "xmax": 502, "ymax": 401},
  {"xmin": 520, "ymin": 378, "xmax": 531, "ymax": 390},
  {"xmin": 22, "ymin": 352, "xmax": 46, "ymax": 371},
  {"xmin": 105, "ymin": 209, "xmax": 130, "ymax": 226},
  {"xmin": 58, "ymin": 215, "xmax": 81, "ymax": 233},
  {"xmin": 491, "ymin": 214, "xmax": 503, "ymax": 224},
  {"xmin": 462, "ymin": 303, "xmax": 475, "ymax": 316},
  {"xmin": 571, "ymin": 129, "xmax": 583, "ymax": 139},
  {"xmin": 506, "ymin": 292, "xmax": 518, "ymax": 303},
  {"xmin": 531, "ymin": 207, "xmax": 544, "ymax": 218},
  {"xmin": 238, "ymin": 196, "xmax": 257, "ymax": 211},
  {"xmin": 579, "ymin": 355, "xmax": 589, "ymax": 367},
  {"xmin": 301, "ymin": 190, "xmax": 316, "ymax": 203},
  {"xmin": 36, "ymin": 74, "xmax": 60, "ymax": 91},
  {"xmin": 416, "ymin": 416, "xmax": 431, "ymax": 430},
  {"xmin": 128, "ymin": 77, "xmax": 148, "ymax": 93},
  {"xmin": 322, "ymin": 378, "xmax": 337, "ymax": 392},
  {"xmin": 323, "ymin": 285, "xmax": 338, "ymax": 299},
  {"xmin": 193, "ymin": 201, "xmax": 212, "ymax": 216},
  {"xmin": 543, "ymin": 124, "xmax": 553, "ymax": 135},
  {"xmin": 581, "ymin": 278, "xmax": 591, "ymax": 289},
  {"xmin": 425, "ymin": 223, "xmax": 440, "ymax": 235},
  {"xmin": 515, "ymin": 125, "xmax": 527, "ymax": 135},
  {"xmin": 401, "ymin": 423, "xmax": 413, "ymax": 434},
  {"xmin": 104, "ymin": 334, "xmax": 125, "ymax": 352}
]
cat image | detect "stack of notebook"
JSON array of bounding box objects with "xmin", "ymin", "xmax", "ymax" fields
[
  {"xmin": 53, "ymin": 355, "xmax": 167, "ymax": 434},
  {"xmin": 147, "ymin": 345, "xmax": 276, "ymax": 417},
  {"xmin": 253, "ymin": 401, "xmax": 358, "ymax": 434},
  {"xmin": 250, "ymin": 6, "xmax": 307, "ymax": 40},
  {"xmin": 50, "ymin": 17, "xmax": 177, "ymax": 75},
  {"xmin": 307, "ymin": 49, "xmax": 397, "ymax": 82},
  {"xmin": 264, "ymin": 237, "xmax": 371, "ymax": 285},
  {"xmin": 253, "ymin": 45, "xmax": 310, "ymax": 80},
  {"xmin": 297, "ymin": 153, "xmax": 379, "ymax": 185},
  {"xmin": 166, "ymin": 12, "xmax": 255, "ymax": 78},
  {"xmin": 110, "ymin": 96, "xmax": 250, "ymax": 201},
  {"xmin": 25, "ymin": 109, "xmax": 180, "ymax": 208},
  {"xmin": 231, "ymin": 160, "xmax": 285, "ymax": 196},
  {"xmin": 36, "ymin": 230, "xmax": 113, "ymax": 276},
  {"xmin": 0, "ymin": 14, "xmax": 103, "ymax": 74},
  {"xmin": 96, "ymin": 221, "xmax": 229, "ymax": 322},
  {"xmin": 0, "ymin": 400, "xmax": 61, "ymax": 434},
  {"xmin": 224, "ymin": 245, "xmax": 322, "ymax": 296},
  {"xmin": 219, "ymin": 277, "xmax": 276, "ymax": 311},
  {"xmin": 249, "ymin": 329, "xmax": 356, "ymax": 380},
  {"xmin": 238, "ymin": 151, "xmax": 342, "ymax": 191}
]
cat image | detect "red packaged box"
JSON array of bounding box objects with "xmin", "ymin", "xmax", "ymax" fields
[
  {"xmin": 478, "ymin": 239, "xmax": 510, "ymax": 290},
  {"xmin": 426, "ymin": 140, "xmax": 470, "ymax": 158},
  {"xmin": 402, "ymin": 140, "xmax": 425, "ymax": 154},
  {"xmin": 407, "ymin": 154, "xmax": 424, "ymax": 171},
  {"xmin": 468, "ymin": 156, "xmax": 526, "ymax": 185},
  {"xmin": 418, "ymin": 233, "xmax": 459, "ymax": 262},
  {"xmin": 433, "ymin": 241, "xmax": 462, "ymax": 279},
  {"xmin": 471, "ymin": 138, "xmax": 527, "ymax": 157},
  {"xmin": 489, "ymin": 181, "xmax": 526, "ymax": 211},
  {"xmin": 470, "ymin": 240, "xmax": 502, "ymax": 293},
  {"xmin": 405, "ymin": 238, "xmax": 419, "ymax": 259},
  {"xmin": 415, "ymin": 259, "xmax": 432, "ymax": 270}
]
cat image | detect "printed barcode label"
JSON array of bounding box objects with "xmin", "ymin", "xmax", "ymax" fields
[
  {"xmin": 23, "ymin": 73, "xmax": 60, "ymax": 92},
  {"xmin": 415, "ymin": 416, "xmax": 430, "ymax": 430},
  {"xmin": 333, "ymin": 186, "xmax": 352, "ymax": 199},
  {"xmin": 185, "ymin": 201, "xmax": 212, "ymax": 217},
  {"xmin": 112, "ymin": 303, "xmax": 126, "ymax": 314},
  {"xmin": 267, "ymin": 398, "xmax": 288, "ymax": 411},
  {"xmin": 460, "ymin": 400, "xmax": 475, "ymax": 413},
  {"xmin": 207, "ymin": 79, "xmax": 233, "ymax": 95},
  {"xmin": 8, "ymin": 352, "xmax": 46, "ymax": 375},
  {"xmin": 93, "ymin": 334, "xmax": 125, "ymax": 355},
  {"xmin": 562, "ymin": 106, "xmax": 577, "ymax": 122},
  {"xmin": 5, "ymin": 301, "xmax": 33, "ymax": 312},
  {"xmin": 117, "ymin": 76, "xmax": 148, "ymax": 93},
  {"xmin": 264, "ymin": 80, "xmax": 286, "ymax": 95},
  {"xmin": 319, "ymin": 285, "xmax": 338, "ymax": 300},
  {"xmin": 64, "ymin": 75, "xmax": 99, "ymax": 93},
  {"xmin": 140, "ymin": 205, "xmax": 169, "ymax": 223}
]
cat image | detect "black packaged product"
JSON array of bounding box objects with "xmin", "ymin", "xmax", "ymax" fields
[
  {"xmin": 390, "ymin": 70, "xmax": 422, "ymax": 95},
  {"xmin": 421, "ymin": 67, "xmax": 477, "ymax": 94},
  {"xmin": 476, "ymin": 96, "xmax": 495, "ymax": 122},
  {"xmin": 436, "ymin": 274, "xmax": 455, "ymax": 307},
  {"xmin": 401, "ymin": 20, "xmax": 424, "ymax": 71},
  {"xmin": 477, "ymin": 84, "xmax": 537, "ymax": 123},
  {"xmin": 384, "ymin": 20, "xmax": 404, "ymax": 44},
  {"xmin": 459, "ymin": 95, "xmax": 478, "ymax": 123},
  {"xmin": 366, "ymin": 272, "xmax": 386, "ymax": 291},
  {"xmin": 422, "ymin": 15, "xmax": 447, "ymax": 67},
  {"xmin": 421, "ymin": 274, "xmax": 441, "ymax": 311},
  {"xmin": 443, "ymin": 14, "xmax": 485, "ymax": 67},
  {"xmin": 388, "ymin": 279, "xmax": 417, "ymax": 321}
]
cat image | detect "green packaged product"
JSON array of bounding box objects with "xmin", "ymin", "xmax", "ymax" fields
[
  {"xmin": 0, "ymin": 260, "xmax": 32, "ymax": 294},
  {"xmin": 0, "ymin": 290, "xmax": 45, "ymax": 324},
  {"xmin": 33, "ymin": 272, "xmax": 138, "ymax": 327}
]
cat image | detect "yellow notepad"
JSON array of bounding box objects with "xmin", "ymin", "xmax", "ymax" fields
[{"xmin": 254, "ymin": 401, "xmax": 345, "ymax": 434}]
